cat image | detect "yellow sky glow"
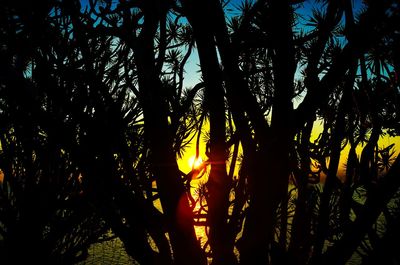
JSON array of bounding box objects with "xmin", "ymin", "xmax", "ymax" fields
[{"xmin": 177, "ymin": 118, "xmax": 400, "ymax": 181}]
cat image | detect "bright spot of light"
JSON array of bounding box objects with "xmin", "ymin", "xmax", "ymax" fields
[{"xmin": 188, "ymin": 155, "xmax": 203, "ymax": 169}]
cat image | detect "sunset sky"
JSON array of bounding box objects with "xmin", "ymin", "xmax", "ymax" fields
[{"xmin": 76, "ymin": 0, "xmax": 399, "ymax": 177}]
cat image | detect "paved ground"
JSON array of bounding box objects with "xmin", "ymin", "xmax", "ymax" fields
[{"xmin": 76, "ymin": 235, "xmax": 138, "ymax": 265}]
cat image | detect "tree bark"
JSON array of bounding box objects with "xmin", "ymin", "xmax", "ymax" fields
[
  {"xmin": 181, "ymin": 1, "xmax": 237, "ymax": 263},
  {"xmin": 133, "ymin": 2, "xmax": 205, "ymax": 264}
]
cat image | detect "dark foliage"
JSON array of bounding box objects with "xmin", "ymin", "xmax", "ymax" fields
[{"xmin": 1, "ymin": 0, "xmax": 400, "ymax": 264}]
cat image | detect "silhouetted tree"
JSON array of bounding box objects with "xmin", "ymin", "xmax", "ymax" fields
[{"xmin": 1, "ymin": 1, "xmax": 400, "ymax": 265}]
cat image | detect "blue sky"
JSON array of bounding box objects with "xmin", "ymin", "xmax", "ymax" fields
[{"xmin": 77, "ymin": 0, "xmax": 366, "ymax": 90}]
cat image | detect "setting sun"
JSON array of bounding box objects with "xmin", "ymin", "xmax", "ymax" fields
[{"xmin": 188, "ymin": 155, "xmax": 203, "ymax": 169}]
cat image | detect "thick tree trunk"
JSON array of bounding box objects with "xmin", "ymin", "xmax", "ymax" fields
[
  {"xmin": 238, "ymin": 1, "xmax": 295, "ymax": 263},
  {"xmin": 181, "ymin": 1, "xmax": 236, "ymax": 263},
  {"xmin": 133, "ymin": 3, "xmax": 205, "ymax": 264}
]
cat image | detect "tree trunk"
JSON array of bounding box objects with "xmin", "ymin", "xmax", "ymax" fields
[
  {"xmin": 311, "ymin": 58, "xmax": 356, "ymax": 263},
  {"xmin": 182, "ymin": 1, "xmax": 236, "ymax": 263},
  {"xmin": 239, "ymin": 1, "xmax": 296, "ymax": 263},
  {"xmin": 133, "ymin": 2, "xmax": 205, "ymax": 264}
]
